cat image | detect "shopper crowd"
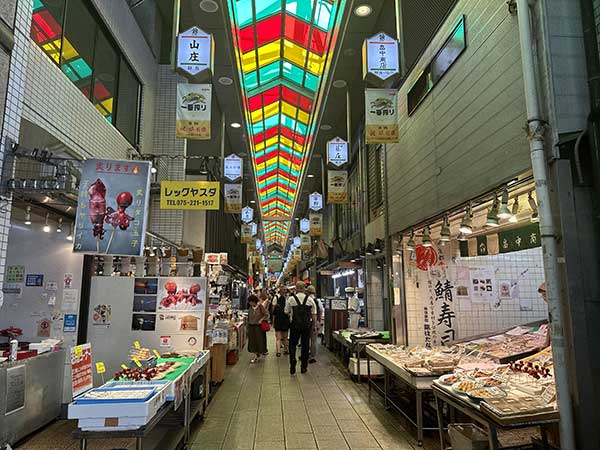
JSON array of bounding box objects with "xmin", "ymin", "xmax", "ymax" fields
[{"xmin": 246, "ymin": 281, "xmax": 324, "ymax": 375}]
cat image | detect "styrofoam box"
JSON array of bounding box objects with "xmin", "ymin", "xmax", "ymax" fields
[
  {"xmin": 197, "ymin": 350, "xmax": 210, "ymax": 369},
  {"xmin": 348, "ymin": 357, "xmax": 384, "ymax": 376}
]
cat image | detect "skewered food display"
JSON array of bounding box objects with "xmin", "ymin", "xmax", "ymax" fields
[{"xmin": 114, "ymin": 361, "xmax": 182, "ymax": 381}]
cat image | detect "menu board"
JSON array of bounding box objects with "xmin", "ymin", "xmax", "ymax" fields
[{"xmin": 5, "ymin": 365, "xmax": 26, "ymax": 415}]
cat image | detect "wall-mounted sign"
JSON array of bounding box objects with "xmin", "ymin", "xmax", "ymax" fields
[
  {"xmin": 363, "ymin": 31, "xmax": 399, "ymax": 81},
  {"xmin": 160, "ymin": 180, "xmax": 220, "ymax": 210},
  {"xmin": 309, "ymin": 213, "xmax": 323, "ymax": 237},
  {"xmin": 25, "ymin": 274, "xmax": 44, "ymax": 287},
  {"xmin": 74, "ymin": 160, "xmax": 151, "ymax": 256},
  {"xmin": 6, "ymin": 265, "xmax": 24, "ymax": 283},
  {"xmin": 177, "ymin": 26, "xmax": 213, "ymax": 77},
  {"xmin": 309, "ymin": 192, "xmax": 323, "ymax": 211},
  {"xmin": 365, "ymin": 88, "xmax": 399, "ymax": 144},
  {"xmin": 63, "ymin": 314, "xmax": 78, "ymax": 333},
  {"xmin": 176, "ymin": 84, "xmax": 212, "ymax": 140},
  {"xmin": 299, "ymin": 218, "xmax": 310, "ymax": 233},
  {"xmin": 71, "ymin": 343, "xmax": 93, "ymax": 397},
  {"xmin": 327, "ymin": 170, "xmax": 348, "ymax": 204},
  {"xmin": 327, "ymin": 137, "xmax": 349, "ymax": 167},
  {"xmin": 224, "ymin": 184, "xmax": 242, "ymax": 214},
  {"xmin": 223, "ymin": 154, "xmax": 243, "ymax": 182},
  {"xmin": 241, "ymin": 206, "xmax": 254, "ymax": 223}
]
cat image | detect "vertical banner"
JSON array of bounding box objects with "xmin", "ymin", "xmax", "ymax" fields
[
  {"xmin": 426, "ymin": 268, "xmax": 458, "ymax": 345},
  {"xmin": 327, "ymin": 170, "xmax": 348, "ymax": 204},
  {"xmin": 293, "ymin": 249, "xmax": 302, "ymax": 262},
  {"xmin": 223, "ymin": 154, "xmax": 243, "ymax": 182},
  {"xmin": 327, "ymin": 137, "xmax": 349, "ymax": 167},
  {"xmin": 71, "ymin": 343, "xmax": 93, "ymax": 397},
  {"xmin": 365, "ymin": 88, "xmax": 399, "ymax": 143},
  {"xmin": 309, "ymin": 192, "xmax": 323, "ymax": 211},
  {"xmin": 299, "ymin": 218, "xmax": 310, "ymax": 233},
  {"xmin": 176, "ymin": 26, "xmax": 213, "ymax": 77},
  {"xmin": 301, "ymin": 234, "xmax": 311, "ymax": 251},
  {"xmin": 309, "ymin": 213, "xmax": 323, "ymax": 237},
  {"xmin": 74, "ymin": 159, "xmax": 151, "ymax": 256},
  {"xmin": 176, "ymin": 84, "xmax": 212, "ymax": 140},
  {"xmin": 224, "ymin": 184, "xmax": 242, "ymax": 214},
  {"xmin": 241, "ymin": 206, "xmax": 254, "ymax": 223},
  {"xmin": 241, "ymin": 224, "xmax": 253, "ymax": 244}
]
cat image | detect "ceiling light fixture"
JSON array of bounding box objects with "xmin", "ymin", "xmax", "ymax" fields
[
  {"xmin": 422, "ymin": 226, "xmax": 433, "ymax": 247},
  {"xmin": 151, "ymin": 166, "xmax": 157, "ymax": 174},
  {"xmin": 440, "ymin": 216, "xmax": 451, "ymax": 242},
  {"xmin": 199, "ymin": 0, "xmax": 219, "ymax": 13},
  {"xmin": 333, "ymin": 79, "xmax": 347, "ymax": 88},
  {"xmin": 218, "ymin": 76, "xmax": 233, "ymax": 85},
  {"xmin": 250, "ymin": 200, "xmax": 256, "ymax": 204},
  {"xmin": 24, "ymin": 205, "xmax": 31, "ymax": 225},
  {"xmin": 528, "ymin": 192, "xmax": 539, "ymax": 222},
  {"xmin": 457, "ymin": 233, "xmax": 468, "ymax": 241},
  {"xmin": 66, "ymin": 223, "xmax": 73, "ymax": 241},
  {"xmin": 459, "ymin": 204, "xmax": 474, "ymax": 234},
  {"xmin": 406, "ymin": 231, "xmax": 416, "ymax": 252},
  {"xmin": 354, "ymin": 4, "xmax": 373, "ymax": 17},
  {"xmin": 486, "ymin": 196, "xmax": 500, "ymax": 227},
  {"xmin": 230, "ymin": 122, "xmax": 241, "ymax": 128},
  {"xmin": 320, "ymin": 124, "xmax": 332, "ymax": 131},
  {"xmin": 43, "ymin": 213, "xmax": 51, "ymax": 233},
  {"xmin": 497, "ymin": 188, "xmax": 512, "ymax": 219},
  {"xmin": 307, "ymin": 174, "xmax": 315, "ymax": 178},
  {"xmin": 56, "ymin": 217, "xmax": 63, "ymax": 233},
  {"xmin": 509, "ymin": 196, "xmax": 520, "ymax": 223}
]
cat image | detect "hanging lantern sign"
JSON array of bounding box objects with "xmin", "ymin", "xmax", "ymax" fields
[
  {"xmin": 309, "ymin": 213, "xmax": 323, "ymax": 237},
  {"xmin": 365, "ymin": 88, "xmax": 399, "ymax": 144},
  {"xmin": 362, "ymin": 31, "xmax": 399, "ymax": 83},
  {"xmin": 241, "ymin": 206, "xmax": 253, "ymax": 223},
  {"xmin": 176, "ymin": 26, "xmax": 213, "ymax": 77},
  {"xmin": 327, "ymin": 170, "xmax": 348, "ymax": 204},
  {"xmin": 327, "ymin": 137, "xmax": 349, "ymax": 167},
  {"xmin": 301, "ymin": 234, "xmax": 311, "ymax": 251},
  {"xmin": 293, "ymin": 236, "xmax": 301, "ymax": 247},
  {"xmin": 176, "ymin": 84, "xmax": 212, "ymax": 140},
  {"xmin": 300, "ymin": 218, "xmax": 310, "ymax": 233},
  {"xmin": 309, "ymin": 192, "xmax": 323, "ymax": 211},
  {"xmin": 293, "ymin": 248, "xmax": 302, "ymax": 262},
  {"xmin": 241, "ymin": 224, "xmax": 253, "ymax": 244},
  {"xmin": 223, "ymin": 184, "xmax": 242, "ymax": 214},
  {"xmin": 224, "ymin": 154, "xmax": 243, "ymax": 182},
  {"xmin": 251, "ymin": 222, "xmax": 258, "ymax": 236}
]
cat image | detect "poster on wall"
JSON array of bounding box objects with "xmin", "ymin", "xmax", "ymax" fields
[
  {"xmin": 63, "ymin": 314, "xmax": 77, "ymax": 332},
  {"xmin": 176, "ymin": 83, "xmax": 212, "ymax": 140},
  {"xmin": 6, "ymin": 265, "xmax": 24, "ymax": 283},
  {"xmin": 73, "ymin": 159, "xmax": 151, "ymax": 256},
  {"xmin": 71, "ymin": 343, "xmax": 93, "ymax": 397},
  {"xmin": 327, "ymin": 171, "xmax": 348, "ymax": 204},
  {"xmin": 224, "ymin": 184, "xmax": 242, "ymax": 214},
  {"xmin": 92, "ymin": 304, "xmax": 112, "ymax": 326},
  {"xmin": 64, "ymin": 273, "xmax": 73, "ymax": 289},
  {"xmin": 470, "ymin": 267, "xmax": 496, "ymax": 303},
  {"xmin": 157, "ymin": 278, "xmax": 206, "ymax": 312},
  {"xmin": 365, "ymin": 88, "xmax": 399, "ymax": 143},
  {"xmin": 131, "ymin": 314, "xmax": 156, "ymax": 331},
  {"xmin": 6, "ymin": 365, "xmax": 26, "ymax": 415},
  {"xmin": 37, "ymin": 318, "xmax": 51, "ymax": 337},
  {"xmin": 26, "ymin": 274, "xmax": 44, "ymax": 287},
  {"xmin": 134, "ymin": 278, "xmax": 158, "ymax": 295}
]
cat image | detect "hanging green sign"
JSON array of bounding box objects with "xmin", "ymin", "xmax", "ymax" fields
[
  {"xmin": 498, "ymin": 223, "xmax": 541, "ymax": 253},
  {"xmin": 477, "ymin": 235, "xmax": 488, "ymax": 256}
]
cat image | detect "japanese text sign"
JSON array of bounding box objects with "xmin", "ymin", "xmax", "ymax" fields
[
  {"xmin": 74, "ymin": 159, "xmax": 151, "ymax": 256},
  {"xmin": 327, "ymin": 137, "xmax": 349, "ymax": 167},
  {"xmin": 241, "ymin": 206, "xmax": 254, "ymax": 223},
  {"xmin": 365, "ymin": 89, "xmax": 399, "ymax": 143},
  {"xmin": 160, "ymin": 181, "xmax": 220, "ymax": 210},
  {"xmin": 327, "ymin": 170, "xmax": 348, "ymax": 204},
  {"xmin": 224, "ymin": 184, "xmax": 242, "ymax": 214},
  {"xmin": 309, "ymin": 192, "xmax": 323, "ymax": 211},
  {"xmin": 176, "ymin": 84, "xmax": 212, "ymax": 140},
  {"xmin": 363, "ymin": 32, "xmax": 399, "ymax": 81},
  {"xmin": 71, "ymin": 343, "xmax": 93, "ymax": 398},
  {"xmin": 224, "ymin": 154, "xmax": 243, "ymax": 181},
  {"xmin": 300, "ymin": 218, "xmax": 310, "ymax": 233},
  {"xmin": 499, "ymin": 223, "xmax": 541, "ymax": 253},
  {"xmin": 309, "ymin": 213, "xmax": 323, "ymax": 237},
  {"xmin": 177, "ymin": 26, "xmax": 213, "ymax": 77}
]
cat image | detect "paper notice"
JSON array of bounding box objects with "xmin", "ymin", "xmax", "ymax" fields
[{"xmin": 62, "ymin": 289, "xmax": 78, "ymax": 312}]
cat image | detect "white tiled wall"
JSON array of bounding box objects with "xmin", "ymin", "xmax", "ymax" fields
[{"xmin": 405, "ymin": 246, "xmax": 548, "ymax": 346}]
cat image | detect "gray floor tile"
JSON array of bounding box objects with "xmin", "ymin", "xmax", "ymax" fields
[
  {"xmin": 285, "ymin": 432, "xmax": 317, "ymax": 449},
  {"xmin": 343, "ymin": 432, "xmax": 382, "ymax": 449}
]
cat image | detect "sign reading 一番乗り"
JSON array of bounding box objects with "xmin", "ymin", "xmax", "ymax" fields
[
  {"xmin": 224, "ymin": 154, "xmax": 243, "ymax": 181},
  {"xmin": 309, "ymin": 192, "xmax": 323, "ymax": 211},
  {"xmin": 327, "ymin": 170, "xmax": 348, "ymax": 204},
  {"xmin": 160, "ymin": 181, "xmax": 220, "ymax": 210},
  {"xmin": 309, "ymin": 213, "xmax": 323, "ymax": 236},
  {"xmin": 363, "ymin": 32, "xmax": 399, "ymax": 81},
  {"xmin": 74, "ymin": 159, "xmax": 151, "ymax": 256},
  {"xmin": 177, "ymin": 26, "xmax": 213, "ymax": 77},
  {"xmin": 327, "ymin": 137, "xmax": 348, "ymax": 167},
  {"xmin": 301, "ymin": 234, "xmax": 311, "ymax": 251},
  {"xmin": 365, "ymin": 89, "xmax": 399, "ymax": 143},
  {"xmin": 224, "ymin": 184, "xmax": 242, "ymax": 214},
  {"xmin": 241, "ymin": 224, "xmax": 253, "ymax": 244},
  {"xmin": 176, "ymin": 84, "xmax": 212, "ymax": 140}
]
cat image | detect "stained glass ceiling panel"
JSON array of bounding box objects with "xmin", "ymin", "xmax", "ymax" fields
[{"xmin": 228, "ymin": 0, "xmax": 344, "ymax": 247}]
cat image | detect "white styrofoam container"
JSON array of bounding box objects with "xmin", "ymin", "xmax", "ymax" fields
[
  {"xmin": 76, "ymin": 415, "xmax": 153, "ymax": 431},
  {"xmin": 348, "ymin": 357, "xmax": 384, "ymax": 376},
  {"xmin": 197, "ymin": 350, "xmax": 210, "ymax": 369}
]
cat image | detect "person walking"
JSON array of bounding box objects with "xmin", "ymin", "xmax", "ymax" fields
[
  {"xmin": 346, "ymin": 287, "xmax": 361, "ymax": 329},
  {"xmin": 247, "ymin": 295, "xmax": 268, "ymax": 363},
  {"xmin": 306, "ymin": 285, "xmax": 323, "ymax": 364},
  {"xmin": 285, "ymin": 281, "xmax": 317, "ymax": 374},
  {"xmin": 258, "ymin": 289, "xmax": 270, "ymax": 355},
  {"xmin": 273, "ymin": 286, "xmax": 290, "ymax": 357}
]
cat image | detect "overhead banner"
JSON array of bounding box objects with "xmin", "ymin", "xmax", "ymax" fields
[
  {"xmin": 176, "ymin": 83, "xmax": 212, "ymax": 140},
  {"xmin": 224, "ymin": 184, "xmax": 242, "ymax": 214},
  {"xmin": 365, "ymin": 88, "xmax": 399, "ymax": 144},
  {"xmin": 293, "ymin": 249, "xmax": 302, "ymax": 262},
  {"xmin": 241, "ymin": 206, "xmax": 253, "ymax": 223},
  {"xmin": 176, "ymin": 26, "xmax": 213, "ymax": 77},
  {"xmin": 309, "ymin": 213, "xmax": 323, "ymax": 237},
  {"xmin": 160, "ymin": 180, "xmax": 220, "ymax": 210},
  {"xmin": 362, "ymin": 32, "xmax": 399, "ymax": 81},
  {"xmin": 327, "ymin": 137, "xmax": 349, "ymax": 167},
  {"xmin": 224, "ymin": 154, "xmax": 243, "ymax": 182},
  {"xmin": 74, "ymin": 159, "xmax": 151, "ymax": 256},
  {"xmin": 241, "ymin": 224, "xmax": 253, "ymax": 244},
  {"xmin": 309, "ymin": 192, "xmax": 323, "ymax": 211},
  {"xmin": 327, "ymin": 170, "xmax": 348, "ymax": 204},
  {"xmin": 301, "ymin": 234, "xmax": 311, "ymax": 251}
]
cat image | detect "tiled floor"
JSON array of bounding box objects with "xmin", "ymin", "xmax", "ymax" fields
[{"xmin": 190, "ymin": 333, "xmax": 419, "ymax": 450}]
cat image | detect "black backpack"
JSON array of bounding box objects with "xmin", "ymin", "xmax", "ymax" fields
[{"xmin": 291, "ymin": 294, "xmax": 312, "ymax": 331}]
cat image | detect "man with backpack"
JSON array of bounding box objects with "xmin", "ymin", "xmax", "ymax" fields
[
  {"xmin": 306, "ymin": 285, "xmax": 323, "ymax": 364},
  {"xmin": 284, "ymin": 281, "xmax": 317, "ymax": 374}
]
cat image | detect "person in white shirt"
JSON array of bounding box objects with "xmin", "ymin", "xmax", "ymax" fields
[
  {"xmin": 306, "ymin": 285, "xmax": 323, "ymax": 363},
  {"xmin": 346, "ymin": 287, "xmax": 361, "ymax": 329},
  {"xmin": 285, "ymin": 281, "xmax": 317, "ymax": 374}
]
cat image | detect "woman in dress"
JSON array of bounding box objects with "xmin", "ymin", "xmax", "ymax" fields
[{"xmin": 247, "ymin": 294, "xmax": 268, "ymax": 363}]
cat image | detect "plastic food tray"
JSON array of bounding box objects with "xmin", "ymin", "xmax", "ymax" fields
[{"xmin": 74, "ymin": 386, "xmax": 156, "ymax": 404}]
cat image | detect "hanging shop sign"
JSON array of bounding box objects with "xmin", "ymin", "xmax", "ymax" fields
[
  {"xmin": 301, "ymin": 234, "xmax": 311, "ymax": 251},
  {"xmin": 224, "ymin": 184, "xmax": 242, "ymax": 214},
  {"xmin": 160, "ymin": 180, "xmax": 220, "ymax": 210},
  {"xmin": 241, "ymin": 206, "xmax": 254, "ymax": 223},
  {"xmin": 176, "ymin": 26, "xmax": 213, "ymax": 77},
  {"xmin": 176, "ymin": 83, "xmax": 212, "ymax": 140},
  {"xmin": 499, "ymin": 223, "xmax": 541, "ymax": 254},
  {"xmin": 299, "ymin": 218, "xmax": 310, "ymax": 233},
  {"xmin": 327, "ymin": 137, "xmax": 349, "ymax": 167},
  {"xmin": 363, "ymin": 32, "xmax": 400, "ymax": 82},
  {"xmin": 293, "ymin": 249, "xmax": 302, "ymax": 262},
  {"xmin": 309, "ymin": 192, "xmax": 323, "ymax": 211},
  {"xmin": 241, "ymin": 224, "xmax": 253, "ymax": 244},
  {"xmin": 74, "ymin": 159, "xmax": 151, "ymax": 256},
  {"xmin": 327, "ymin": 170, "xmax": 348, "ymax": 204},
  {"xmin": 293, "ymin": 236, "xmax": 301, "ymax": 247},
  {"xmin": 365, "ymin": 88, "xmax": 399, "ymax": 144},
  {"xmin": 309, "ymin": 213, "xmax": 323, "ymax": 237},
  {"xmin": 223, "ymin": 154, "xmax": 243, "ymax": 182}
]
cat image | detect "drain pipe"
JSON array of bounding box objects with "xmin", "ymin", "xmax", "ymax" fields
[{"xmin": 516, "ymin": 1, "xmax": 576, "ymax": 448}]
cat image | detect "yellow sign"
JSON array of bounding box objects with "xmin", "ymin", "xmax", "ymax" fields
[
  {"xmin": 160, "ymin": 181, "xmax": 220, "ymax": 210},
  {"xmin": 73, "ymin": 345, "xmax": 83, "ymax": 358},
  {"xmin": 153, "ymin": 349, "xmax": 161, "ymax": 358},
  {"xmin": 133, "ymin": 358, "xmax": 142, "ymax": 368},
  {"xmin": 96, "ymin": 362, "xmax": 106, "ymax": 374},
  {"xmin": 327, "ymin": 170, "xmax": 348, "ymax": 204},
  {"xmin": 134, "ymin": 341, "xmax": 141, "ymax": 349},
  {"xmin": 121, "ymin": 364, "xmax": 128, "ymax": 370}
]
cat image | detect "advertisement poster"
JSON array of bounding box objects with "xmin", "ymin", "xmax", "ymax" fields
[
  {"xmin": 64, "ymin": 273, "xmax": 73, "ymax": 289},
  {"xmin": 309, "ymin": 213, "xmax": 323, "ymax": 237},
  {"xmin": 365, "ymin": 88, "xmax": 399, "ymax": 143},
  {"xmin": 224, "ymin": 184, "xmax": 242, "ymax": 214},
  {"xmin": 427, "ymin": 267, "xmax": 458, "ymax": 345},
  {"xmin": 160, "ymin": 335, "xmax": 172, "ymax": 347},
  {"xmin": 37, "ymin": 318, "xmax": 51, "ymax": 337},
  {"xmin": 157, "ymin": 278, "xmax": 206, "ymax": 312},
  {"xmin": 301, "ymin": 234, "xmax": 311, "ymax": 251},
  {"xmin": 176, "ymin": 83, "xmax": 212, "ymax": 140},
  {"xmin": 160, "ymin": 180, "xmax": 220, "ymax": 210},
  {"xmin": 71, "ymin": 344, "xmax": 93, "ymax": 397},
  {"xmin": 176, "ymin": 313, "xmax": 205, "ymax": 333},
  {"xmin": 6, "ymin": 265, "xmax": 24, "ymax": 283},
  {"xmin": 241, "ymin": 224, "xmax": 253, "ymax": 244},
  {"xmin": 25, "ymin": 274, "xmax": 44, "ymax": 287},
  {"xmin": 73, "ymin": 159, "xmax": 151, "ymax": 256},
  {"xmin": 470, "ymin": 267, "xmax": 496, "ymax": 303},
  {"xmin": 92, "ymin": 304, "xmax": 112, "ymax": 326},
  {"xmin": 132, "ymin": 314, "xmax": 156, "ymax": 331},
  {"xmin": 327, "ymin": 171, "xmax": 348, "ymax": 204},
  {"xmin": 63, "ymin": 314, "xmax": 77, "ymax": 332}
]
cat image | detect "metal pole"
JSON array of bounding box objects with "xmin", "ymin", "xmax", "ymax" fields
[{"xmin": 516, "ymin": 1, "xmax": 575, "ymax": 448}]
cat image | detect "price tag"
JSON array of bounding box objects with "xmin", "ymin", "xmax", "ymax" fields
[
  {"xmin": 153, "ymin": 349, "xmax": 161, "ymax": 358},
  {"xmin": 73, "ymin": 345, "xmax": 83, "ymax": 358},
  {"xmin": 133, "ymin": 358, "xmax": 142, "ymax": 368},
  {"xmin": 95, "ymin": 362, "xmax": 106, "ymax": 374},
  {"xmin": 121, "ymin": 364, "xmax": 128, "ymax": 370},
  {"xmin": 134, "ymin": 341, "xmax": 141, "ymax": 349}
]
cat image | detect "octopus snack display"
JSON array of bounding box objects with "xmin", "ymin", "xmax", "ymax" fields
[{"xmin": 157, "ymin": 278, "xmax": 206, "ymax": 312}]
